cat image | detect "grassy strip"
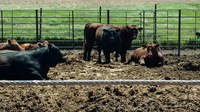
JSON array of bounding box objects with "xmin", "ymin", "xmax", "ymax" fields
[{"xmin": 0, "ymin": 3, "xmax": 200, "ymax": 46}]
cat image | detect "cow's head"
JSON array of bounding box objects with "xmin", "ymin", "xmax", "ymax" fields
[
  {"xmin": 142, "ymin": 43, "xmax": 160, "ymax": 57},
  {"xmin": 142, "ymin": 43, "xmax": 163, "ymax": 67},
  {"xmin": 6, "ymin": 39, "xmax": 24, "ymax": 51},
  {"xmin": 103, "ymin": 28, "xmax": 120, "ymax": 42},
  {"xmin": 47, "ymin": 43, "xmax": 66, "ymax": 67},
  {"xmin": 126, "ymin": 25, "xmax": 143, "ymax": 40}
]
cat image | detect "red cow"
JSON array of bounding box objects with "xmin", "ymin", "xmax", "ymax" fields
[
  {"xmin": 117, "ymin": 25, "xmax": 143, "ymax": 62},
  {"xmin": 20, "ymin": 41, "xmax": 49, "ymax": 50},
  {"xmin": 126, "ymin": 43, "xmax": 164, "ymax": 67},
  {"xmin": 0, "ymin": 39, "xmax": 24, "ymax": 50},
  {"xmin": 83, "ymin": 23, "xmax": 103, "ymax": 61}
]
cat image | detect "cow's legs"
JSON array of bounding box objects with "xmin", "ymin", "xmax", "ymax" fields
[
  {"xmin": 104, "ymin": 51, "xmax": 110, "ymax": 63},
  {"xmin": 115, "ymin": 51, "xmax": 119, "ymax": 62},
  {"xmin": 83, "ymin": 42, "xmax": 93, "ymax": 61},
  {"xmin": 120, "ymin": 50, "xmax": 127, "ymax": 63},
  {"xmin": 83, "ymin": 42, "xmax": 88, "ymax": 61},
  {"xmin": 97, "ymin": 45, "xmax": 102, "ymax": 63},
  {"xmin": 87, "ymin": 42, "xmax": 94, "ymax": 61}
]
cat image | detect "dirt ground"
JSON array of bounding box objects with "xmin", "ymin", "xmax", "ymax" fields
[{"xmin": 0, "ymin": 49, "xmax": 200, "ymax": 111}]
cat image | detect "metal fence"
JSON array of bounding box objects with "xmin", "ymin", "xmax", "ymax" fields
[{"xmin": 0, "ymin": 7, "xmax": 200, "ymax": 49}]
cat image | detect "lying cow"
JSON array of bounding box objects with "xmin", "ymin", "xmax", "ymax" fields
[
  {"xmin": 0, "ymin": 43, "xmax": 65, "ymax": 80},
  {"xmin": 95, "ymin": 25, "xmax": 121, "ymax": 63},
  {"xmin": 20, "ymin": 41, "xmax": 49, "ymax": 50},
  {"xmin": 126, "ymin": 43, "xmax": 164, "ymax": 67},
  {"xmin": 0, "ymin": 39, "xmax": 24, "ymax": 50}
]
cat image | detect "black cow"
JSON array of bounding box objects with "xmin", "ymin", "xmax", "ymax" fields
[
  {"xmin": 0, "ymin": 43, "xmax": 65, "ymax": 80},
  {"xmin": 95, "ymin": 25, "xmax": 121, "ymax": 63}
]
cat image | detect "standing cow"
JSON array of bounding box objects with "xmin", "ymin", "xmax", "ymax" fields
[
  {"xmin": 117, "ymin": 25, "xmax": 143, "ymax": 62},
  {"xmin": 83, "ymin": 23, "xmax": 103, "ymax": 61},
  {"xmin": 83, "ymin": 23, "xmax": 143, "ymax": 62},
  {"xmin": 126, "ymin": 43, "xmax": 164, "ymax": 67},
  {"xmin": 95, "ymin": 25, "xmax": 121, "ymax": 63},
  {"xmin": 0, "ymin": 39, "xmax": 24, "ymax": 50},
  {"xmin": 0, "ymin": 43, "xmax": 65, "ymax": 80}
]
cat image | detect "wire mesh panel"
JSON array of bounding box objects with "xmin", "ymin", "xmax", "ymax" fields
[
  {"xmin": 1, "ymin": 10, "xmax": 36, "ymax": 41},
  {"xmin": 0, "ymin": 9, "xmax": 200, "ymax": 49}
]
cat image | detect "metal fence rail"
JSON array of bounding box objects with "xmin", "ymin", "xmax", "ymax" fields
[
  {"xmin": 0, "ymin": 80, "xmax": 200, "ymax": 86},
  {"xmin": 0, "ymin": 7, "xmax": 200, "ymax": 49}
]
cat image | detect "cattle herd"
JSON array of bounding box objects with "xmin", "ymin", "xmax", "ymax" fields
[{"xmin": 4, "ymin": 22, "xmax": 198, "ymax": 80}]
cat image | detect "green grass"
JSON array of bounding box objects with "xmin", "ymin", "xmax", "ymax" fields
[{"xmin": 0, "ymin": 2, "xmax": 200, "ymax": 47}]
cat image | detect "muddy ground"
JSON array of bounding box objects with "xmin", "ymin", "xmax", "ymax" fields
[{"xmin": 0, "ymin": 49, "xmax": 200, "ymax": 112}]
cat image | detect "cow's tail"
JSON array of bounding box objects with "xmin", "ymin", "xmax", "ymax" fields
[{"xmin": 83, "ymin": 23, "xmax": 90, "ymax": 44}]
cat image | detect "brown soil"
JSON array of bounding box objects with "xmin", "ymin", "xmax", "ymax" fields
[{"xmin": 0, "ymin": 49, "xmax": 200, "ymax": 111}]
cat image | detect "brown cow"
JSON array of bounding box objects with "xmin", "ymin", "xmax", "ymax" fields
[
  {"xmin": 83, "ymin": 23, "xmax": 103, "ymax": 61},
  {"xmin": 126, "ymin": 43, "xmax": 164, "ymax": 67},
  {"xmin": 117, "ymin": 25, "xmax": 143, "ymax": 62},
  {"xmin": 83, "ymin": 23, "xmax": 143, "ymax": 62},
  {"xmin": 0, "ymin": 39, "xmax": 24, "ymax": 50},
  {"xmin": 20, "ymin": 41, "xmax": 49, "ymax": 50}
]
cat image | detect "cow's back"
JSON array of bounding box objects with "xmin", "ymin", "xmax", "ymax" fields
[
  {"xmin": 84, "ymin": 23, "xmax": 102, "ymax": 41},
  {"xmin": 131, "ymin": 47, "xmax": 147, "ymax": 62}
]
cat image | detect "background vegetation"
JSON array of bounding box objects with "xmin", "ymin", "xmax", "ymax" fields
[{"xmin": 0, "ymin": 1, "xmax": 200, "ymax": 47}]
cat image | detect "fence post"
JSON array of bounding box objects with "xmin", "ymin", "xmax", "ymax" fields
[
  {"xmin": 167, "ymin": 10, "xmax": 169, "ymax": 44},
  {"xmin": 178, "ymin": 10, "xmax": 181, "ymax": 56},
  {"xmin": 153, "ymin": 4, "xmax": 157, "ymax": 43},
  {"xmin": 72, "ymin": 11, "xmax": 75, "ymax": 49},
  {"xmin": 39, "ymin": 8, "xmax": 42, "ymax": 40},
  {"xmin": 107, "ymin": 10, "xmax": 110, "ymax": 24},
  {"xmin": 142, "ymin": 10, "xmax": 145, "ymax": 44},
  {"xmin": 99, "ymin": 6, "xmax": 102, "ymax": 23},
  {"xmin": 194, "ymin": 11, "xmax": 197, "ymax": 42},
  {"xmin": 35, "ymin": 10, "xmax": 39, "ymax": 42},
  {"xmin": 11, "ymin": 11, "xmax": 13, "ymax": 39},
  {"xmin": 1, "ymin": 10, "xmax": 3, "ymax": 42}
]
